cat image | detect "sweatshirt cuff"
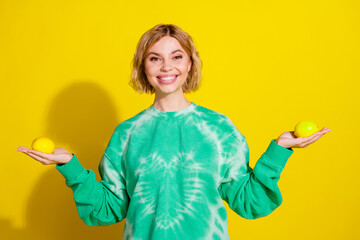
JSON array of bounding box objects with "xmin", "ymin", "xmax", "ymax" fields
[
  {"xmin": 263, "ymin": 139, "xmax": 294, "ymax": 167},
  {"xmin": 56, "ymin": 153, "xmax": 86, "ymax": 181}
]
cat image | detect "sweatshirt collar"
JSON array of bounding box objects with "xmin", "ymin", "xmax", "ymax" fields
[{"xmin": 146, "ymin": 102, "xmax": 197, "ymax": 119}]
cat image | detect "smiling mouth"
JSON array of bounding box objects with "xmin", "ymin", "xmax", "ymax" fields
[{"xmin": 157, "ymin": 75, "xmax": 178, "ymax": 83}]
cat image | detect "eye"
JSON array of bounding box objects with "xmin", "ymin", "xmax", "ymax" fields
[
  {"xmin": 149, "ymin": 57, "xmax": 159, "ymax": 61},
  {"xmin": 173, "ymin": 55, "xmax": 183, "ymax": 60}
]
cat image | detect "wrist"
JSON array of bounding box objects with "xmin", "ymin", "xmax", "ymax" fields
[
  {"xmin": 64, "ymin": 153, "xmax": 74, "ymax": 163},
  {"xmin": 275, "ymin": 139, "xmax": 293, "ymax": 150},
  {"xmin": 58, "ymin": 153, "xmax": 74, "ymax": 165}
]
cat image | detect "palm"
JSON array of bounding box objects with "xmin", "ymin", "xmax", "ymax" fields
[
  {"xmin": 275, "ymin": 127, "xmax": 331, "ymax": 149},
  {"xmin": 17, "ymin": 146, "xmax": 73, "ymax": 165},
  {"xmin": 54, "ymin": 148, "xmax": 71, "ymax": 154}
]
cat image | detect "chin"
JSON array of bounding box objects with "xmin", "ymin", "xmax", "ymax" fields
[{"xmin": 156, "ymin": 86, "xmax": 184, "ymax": 95}]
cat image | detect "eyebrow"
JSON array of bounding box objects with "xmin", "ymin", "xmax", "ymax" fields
[{"xmin": 147, "ymin": 49, "xmax": 184, "ymax": 57}]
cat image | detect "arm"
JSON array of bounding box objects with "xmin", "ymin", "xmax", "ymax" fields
[
  {"xmin": 217, "ymin": 138, "xmax": 293, "ymax": 219},
  {"xmin": 56, "ymin": 152, "xmax": 129, "ymax": 226},
  {"xmin": 56, "ymin": 124, "xmax": 130, "ymax": 226}
]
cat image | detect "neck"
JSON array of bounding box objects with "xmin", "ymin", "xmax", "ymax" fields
[{"xmin": 153, "ymin": 91, "xmax": 191, "ymax": 112}]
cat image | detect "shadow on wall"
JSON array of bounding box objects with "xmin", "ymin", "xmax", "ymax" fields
[{"xmin": 3, "ymin": 81, "xmax": 127, "ymax": 239}]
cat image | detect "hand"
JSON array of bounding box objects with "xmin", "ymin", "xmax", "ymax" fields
[
  {"xmin": 17, "ymin": 146, "xmax": 73, "ymax": 165},
  {"xmin": 275, "ymin": 127, "xmax": 331, "ymax": 149}
]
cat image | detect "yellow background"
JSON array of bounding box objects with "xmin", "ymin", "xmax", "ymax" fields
[{"xmin": 1, "ymin": 0, "xmax": 359, "ymax": 239}]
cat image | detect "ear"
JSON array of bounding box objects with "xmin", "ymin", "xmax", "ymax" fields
[{"xmin": 188, "ymin": 61, "xmax": 192, "ymax": 72}]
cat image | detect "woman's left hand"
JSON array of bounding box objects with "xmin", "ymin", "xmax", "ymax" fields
[{"xmin": 275, "ymin": 127, "xmax": 331, "ymax": 149}]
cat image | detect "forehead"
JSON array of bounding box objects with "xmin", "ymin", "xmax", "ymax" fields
[{"xmin": 148, "ymin": 36, "xmax": 184, "ymax": 53}]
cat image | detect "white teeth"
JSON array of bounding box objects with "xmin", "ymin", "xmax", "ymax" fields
[{"xmin": 158, "ymin": 76, "xmax": 177, "ymax": 81}]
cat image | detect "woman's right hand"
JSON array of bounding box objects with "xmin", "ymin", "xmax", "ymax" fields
[{"xmin": 17, "ymin": 146, "xmax": 73, "ymax": 165}]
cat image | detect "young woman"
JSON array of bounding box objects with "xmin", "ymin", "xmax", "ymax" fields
[{"xmin": 17, "ymin": 24, "xmax": 331, "ymax": 240}]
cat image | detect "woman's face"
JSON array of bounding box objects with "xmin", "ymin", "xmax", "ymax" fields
[{"xmin": 144, "ymin": 36, "xmax": 192, "ymax": 96}]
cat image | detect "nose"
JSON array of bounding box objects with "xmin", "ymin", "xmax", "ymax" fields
[{"xmin": 160, "ymin": 59, "xmax": 173, "ymax": 71}]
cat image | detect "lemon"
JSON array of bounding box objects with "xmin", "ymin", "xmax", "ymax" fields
[
  {"xmin": 32, "ymin": 137, "xmax": 55, "ymax": 153},
  {"xmin": 294, "ymin": 121, "xmax": 318, "ymax": 137}
]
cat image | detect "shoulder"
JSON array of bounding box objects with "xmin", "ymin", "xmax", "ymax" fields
[
  {"xmin": 193, "ymin": 104, "xmax": 245, "ymax": 142},
  {"xmin": 193, "ymin": 104, "xmax": 231, "ymax": 124},
  {"xmin": 112, "ymin": 109, "xmax": 149, "ymax": 135},
  {"xmin": 193, "ymin": 104, "xmax": 227, "ymax": 119}
]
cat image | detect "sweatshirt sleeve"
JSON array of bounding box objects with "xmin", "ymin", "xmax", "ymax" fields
[
  {"xmin": 56, "ymin": 127, "xmax": 130, "ymax": 226},
  {"xmin": 217, "ymin": 137, "xmax": 293, "ymax": 219}
]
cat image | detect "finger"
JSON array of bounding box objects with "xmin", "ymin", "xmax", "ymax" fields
[
  {"xmin": 300, "ymin": 132, "xmax": 325, "ymax": 147},
  {"xmin": 301, "ymin": 127, "xmax": 331, "ymax": 140},
  {"xmin": 301, "ymin": 136, "xmax": 322, "ymax": 148},
  {"xmin": 296, "ymin": 132, "xmax": 319, "ymax": 142},
  {"xmin": 28, "ymin": 149, "xmax": 55, "ymax": 160},
  {"xmin": 296, "ymin": 132, "xmax": 322, "ymax": 147},
  {"xmin": 319, "ymin": 127, "xmax": 331, "ymax": 134},
  {"xmin": 305, "ymin": 130, "xmax": 326, "ymax": 140},
  {"xmin": 24, "ymin": 151, "xmax": 52, "ymax": 165},
  {"xmin": 17, "ymin": 146, "xmax": 30, "ymax": 152}
]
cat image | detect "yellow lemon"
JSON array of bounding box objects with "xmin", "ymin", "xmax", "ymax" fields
[
  {"xmin": 294, "ymin": 121, "xmax": 318, "ymax": 137},
  {"xmin": 32, "ymin": 137, "xmax": 55, "ymax": 153}
]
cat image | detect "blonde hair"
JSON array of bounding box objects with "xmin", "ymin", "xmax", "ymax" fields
[{"xmin": 129, "ymin": 24, "xmax": 202, "ymax": 94}]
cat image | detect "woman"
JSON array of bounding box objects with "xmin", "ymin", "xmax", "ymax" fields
[{"xmin": 17, "ymin": 24, "xmax": 331, "ymax": 239}]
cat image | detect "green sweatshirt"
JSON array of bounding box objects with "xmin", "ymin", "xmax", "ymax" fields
[{"xmin": 56, "ymin": 102, "xmax": 293, "ymax": 240}]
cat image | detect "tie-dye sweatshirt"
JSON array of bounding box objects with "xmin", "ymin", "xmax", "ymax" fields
[{"xmin": 56, "ymin": 102, "xmax": 294, "ymax": 240}]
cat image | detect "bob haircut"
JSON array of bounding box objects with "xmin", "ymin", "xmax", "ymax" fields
[{"xmin": 129, "ymin": 24, "xmax": 202, "ymax": 94}]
